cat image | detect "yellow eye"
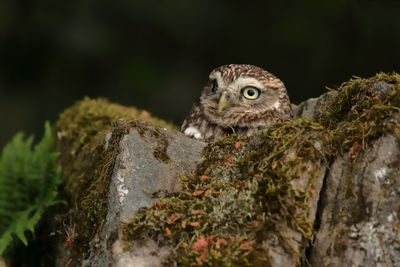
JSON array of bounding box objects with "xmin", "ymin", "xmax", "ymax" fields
[{"xmin": 242, "ymin": 87, "xmax": 260, "ymax": 100}]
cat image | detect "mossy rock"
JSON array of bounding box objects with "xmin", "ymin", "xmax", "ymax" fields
[
  {"xmin": 55, "ymin": 73, "xmax": 400, "ymax": 267},
  {"xmin": 57, "ymin": 97, "xmax": 174, "ymax": 201},
  {"xmin": 121, "ymin": 73, "xmax": 400, "ymax": 266},
  {"xmin": 55, "ymin": 98, "xmax": 180, "ymax": 264}
]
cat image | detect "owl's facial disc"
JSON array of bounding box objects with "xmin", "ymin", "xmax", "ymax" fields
[{"xmin": 201, "ymin": 66, "xmax": 289, "ymax": 127}]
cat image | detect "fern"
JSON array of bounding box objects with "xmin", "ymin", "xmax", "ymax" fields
[{"xmin": 0, "ymin": 122, "xmax": 62, "ymax": 255}]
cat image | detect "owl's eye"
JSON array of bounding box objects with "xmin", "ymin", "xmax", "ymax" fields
[
  {"xmin": 210, "ymin": 79, "xmax": 218, "ymax": 93},
  {"xmin": 242, "ymin": 87, "xmax": 260, "ymax": 100}
]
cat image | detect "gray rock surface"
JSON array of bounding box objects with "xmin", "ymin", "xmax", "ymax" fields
[
  {"xmin": 309, "ymin": 134, "xmax": 400, "ymax": 266},
  {"xmin": 292, "ymin": 91, "xmax": 337, "ymax": 120},
  {"xmin": 80, "ymin": 123, "xmax": 205, "ymax": 267},
  {"xmin": 295, "ymin": 80, "xmax": 400, "ymax": 267}
]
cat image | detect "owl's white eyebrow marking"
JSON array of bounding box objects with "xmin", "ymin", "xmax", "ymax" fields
[
  {"xmin": 184, "ymin": 126, "xmax": 203, "ymax": 140},
  {"xmin": 229, "ymin": 77, "xmax": 264, "ymax": 91}
]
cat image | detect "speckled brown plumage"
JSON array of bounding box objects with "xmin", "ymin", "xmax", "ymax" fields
[{"xmin": 181, "ymin": 64, "xmax": 293, "ymax": 140}]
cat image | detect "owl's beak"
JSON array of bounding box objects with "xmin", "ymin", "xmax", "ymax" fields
[{"xmin": 217, "ymin": 91, "xmax": 230, "ymax": 113}]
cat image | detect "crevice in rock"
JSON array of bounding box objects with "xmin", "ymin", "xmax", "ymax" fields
[{"xmin": 304, "ymin": 158, "xmax": 334, "ymax": 265}]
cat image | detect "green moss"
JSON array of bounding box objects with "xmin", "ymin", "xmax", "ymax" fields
[
  {"xmin": 55, "ymin": 97, "xmax": 175, "ymax": 257},
  {"xmin": 122, "ymin": 119, "xmax": 332, "ymax": 266},
  {"xmin": 318, "ymin": 73, "xmax": 399, "ymax": 124},
  {"xmin": 145, "ymin": 123, "xmax": 171, "ymax": 163},
  {"xmin": 318, "ymin": 72, "xmax": 400, "ymax": 152}
]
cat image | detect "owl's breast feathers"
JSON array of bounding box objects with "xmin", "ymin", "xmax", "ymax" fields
[{"xmin": 180, "ymin": 102, "xmax": 291, "ymax": 141}]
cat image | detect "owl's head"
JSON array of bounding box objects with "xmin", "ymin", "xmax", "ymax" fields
[{"xmin": 200, "ymin": 64, "xmax": 292, "ymax": 128}]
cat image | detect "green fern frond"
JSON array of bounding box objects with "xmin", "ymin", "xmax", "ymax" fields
[{"xmin": 0, "ymin": 122, "xmax": 63, "ymax": 255}]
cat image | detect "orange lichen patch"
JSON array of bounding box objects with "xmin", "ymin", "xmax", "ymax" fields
[
  {"xmin": 166, "ymin": 213, "xmax": 181, "ymax": 225},
  {"xmin": 239, "ymin": 240, "xmax": 254, "ymax": 251},
  {"xmin": 348, "ymin": 142, "xmax": 361, "ymax": 159},
  {"xmin": 199, "ymin": 175, "xmax": 210, "ymax": 182},
  {"xmin": 192, "ymin": 190, "xmax": 204, "ymax": 197},
  {"xmin": 247, "ymin": 220, "xmax": 260, "ymax": 230},
  {"xmin": 215, "ymin": 238, "xmax": 227, "ymax": 249},
  {"xmin": 234, "ymin": 141, "xmax": 241, "ymax": 149},
  {"xmin": 192, "ymin": 235, "xmax": 209, "ymax": 251},
  {"xmin": 165, "ymin": 227, "xmax": 171, "ymax": 237},
  {"xmin": 191, "ymin": 210, "xmax": 203, "ymax": 216},
  {"xmin": 190, "ymin": 222, "xmax": 200, "ymax": 228},
  {"xmin": 180, "ymin": 220, "xmax": 187, "ymax": 229}
]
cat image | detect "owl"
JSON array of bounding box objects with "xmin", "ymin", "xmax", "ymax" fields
[{"xmin": 181, "ymin": 64, "xmax": 293, "ymax": 141}]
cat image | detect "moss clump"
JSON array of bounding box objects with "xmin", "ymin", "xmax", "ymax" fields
[
  {"xmin": 123, "ymin": 119, "xmax": 332, "ymax": 266},
  {"xmin": 318, "ymin": 73, "xmax": 400, "ymax": 125},
  {"xmin": 56, "ymin": 97, "xmax": 174, "ymax": 258},
  {"xmin": 137, "ymin": 122, "xmax": 171, "ymax": 163},
  {"xmin": 318, "ymin": 72, "xmax": 400, "ymax": 153}
]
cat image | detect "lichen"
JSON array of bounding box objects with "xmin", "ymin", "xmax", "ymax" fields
[{"xmin": 55, "ymin": 97, "xmax": 175, "ymax": 259}]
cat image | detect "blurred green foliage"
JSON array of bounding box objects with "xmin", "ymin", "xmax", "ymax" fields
[
  {"xmin": 0, "ymin": 122, "xmax": 62, "ymax": 257},
  {"xmin": 0, "ymin": 0, "xmax": 399, "ymax": 148}
]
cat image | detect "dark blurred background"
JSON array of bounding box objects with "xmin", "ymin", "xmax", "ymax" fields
[{"xmin": 1, "ymin": 0, "xmax": 399, "ymax": 148}]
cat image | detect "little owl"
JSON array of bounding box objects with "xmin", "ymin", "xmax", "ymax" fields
[{"xmin": 181, "ymin": 64, "xmax": 293, "ymax": 141}]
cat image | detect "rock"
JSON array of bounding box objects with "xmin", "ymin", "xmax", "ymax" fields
[
  {"xmin": 99, "ymin": 121, "xmax": 205, "ymax": 267},
  {"xmin": 53, "ymin": 73, "xmax": 400, "ymax": 267},
  {"xmin": 292, "ymin": 91, "xmax": 337, "ymax": 120},
  {"xmin": 297, "ymin": 74, "xmax": 400, "ymax": 267},
  {"xmin": 55, "ymin": 99, "xmax": 205, "ymax": 266},
  {"xmin": 122, "ymin": 120, "xmax": 331, "ymax": 266},
  {"xmin": 309, "ymin": 134, "xmax": 400, "ymax": 267}
]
